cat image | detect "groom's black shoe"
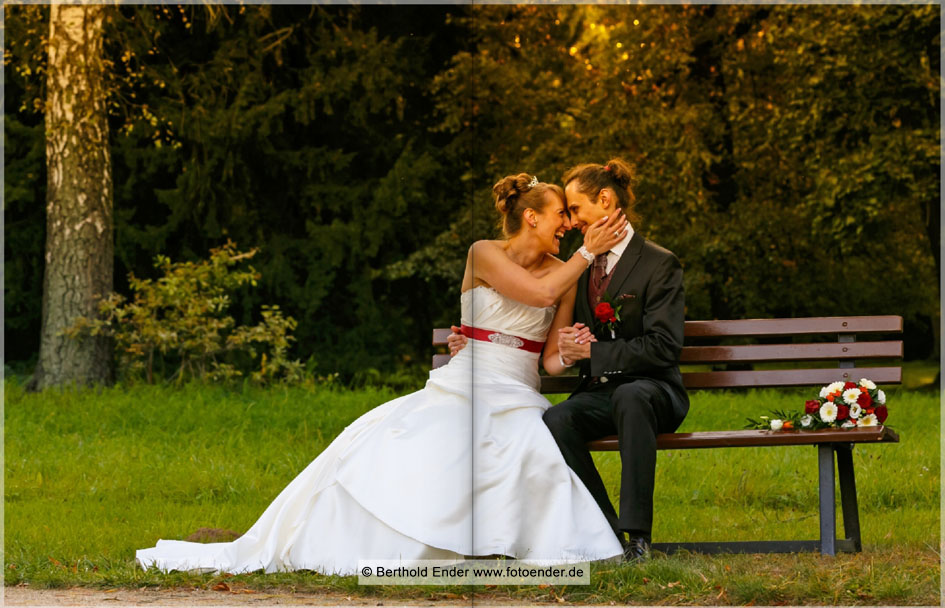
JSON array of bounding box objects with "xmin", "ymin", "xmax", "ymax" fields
[{"xmin": 622, "ymin": 536, "xmax": 651, "ymax": 563}]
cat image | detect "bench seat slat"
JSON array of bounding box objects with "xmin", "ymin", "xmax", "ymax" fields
[
  {"xmin": 681, "ymin": 341, "xmax": 902, "ymax": 363},
  {"xmin": 685, "ymin": 316, "xmax": 902, "ymax": 338},
  {"xmin": 586, "ymin": 426, "xmax": 899, "ymax": 451}
]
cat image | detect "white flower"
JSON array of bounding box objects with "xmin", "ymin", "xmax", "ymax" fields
[
  {"xmin": 820, "ymin": 403, "xmax": 838, "ymax": 423},
  {"xmin": 849, "ymin": 403, "xmax": 862, "ymax": 419},
  {"xmin": 841, "ymin": 420, "xmax": 856, "ymax": 429},
  {"xmin": 822, "ymin": 381, "xmax": 845, "ymax": 398},
  {"xmin": 876, "ymin": 390, "xmax": 886, "ymax": 405},
  {"xmin": 770, "ymin": 419, "xmax": 783, "ymax": 431},
  {"xmin": 859, "ymin": 378, "xmax": 876, "ymax": 390},
  {"xmin": 801, "ymin": 415, "xmax": 813, "ymax": 428},
  {"xmin": 859, "ymin": 414, "xmax": 879, "ymax": 427},
  {"xmin": 842, "ymin": 388, "xmax": 861, "ymax": 405}
]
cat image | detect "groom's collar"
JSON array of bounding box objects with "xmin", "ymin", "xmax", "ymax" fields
[{"xmin": 610, "ymin": 222, "xmax": 634, "ymax": 259}]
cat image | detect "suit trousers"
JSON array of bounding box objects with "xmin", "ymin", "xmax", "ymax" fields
[{"xmin": 542, "ymin": 378, "xmax": 679, "ymax": 540}]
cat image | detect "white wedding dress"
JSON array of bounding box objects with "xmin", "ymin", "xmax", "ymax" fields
[{"xmin": 136, "ymin": 286, "xmax": 622, "ymax": 575}]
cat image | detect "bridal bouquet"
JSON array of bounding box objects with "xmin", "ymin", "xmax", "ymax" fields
[{"xmin": 746, "ymin": 378, "xmax": 888, "ymax": 431}]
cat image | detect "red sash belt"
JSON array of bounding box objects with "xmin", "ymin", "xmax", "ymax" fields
[{"xmin": 460, "ymin": 325, "xmax": 544, "ymax": 353}]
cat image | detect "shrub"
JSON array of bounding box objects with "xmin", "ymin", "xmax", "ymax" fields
[{"xmin": 65, "ymin": 241, "xmax": 304, "ymax": 385}]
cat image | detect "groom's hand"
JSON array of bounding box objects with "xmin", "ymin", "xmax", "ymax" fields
[
  {"xmin": 558, "ymin": 323, "xmax": 594, "ymax": 362},
  {"xmin": 447, "ymin": 325, "xmax": 467, "ymax": 356}
]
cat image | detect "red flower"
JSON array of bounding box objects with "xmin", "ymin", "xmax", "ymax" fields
[
  {"xmin": 875, "ymin": 405, "xmax": 888, "ymax": 423},
  {"xmin": 843, "ymin": 381, "xmax": 857, "ymax": 390},
  {"xmin": 836, "ymin": 404, "xmax": 850, "ymax": 421},
  {"xmin": 595, "ymin": 302, "xmax": 616, "ymax": 323},
  {"xmin": 857, "ymin": 391, "xmax": 872, "ymax": 408},
  {"xmin": 805, "ymin": 400, "xmax": 820, "ymax": 414}
]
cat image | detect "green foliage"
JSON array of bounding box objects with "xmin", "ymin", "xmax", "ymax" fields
[
  {"xmin": 65, "ymin": 241, "xmax": 304, "ymax": 385},
  {"xmin": 421, "ymin": 5, "xmax": 939, "ymax": 337},
  {"xmin": 4, "ymin": 5, "xmax": 940, "ymax": 375}
]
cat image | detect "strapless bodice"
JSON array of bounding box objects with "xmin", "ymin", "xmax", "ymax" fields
[{"xmin": 460, "ymin": 286, "xmax": 556, "ymax": 342}]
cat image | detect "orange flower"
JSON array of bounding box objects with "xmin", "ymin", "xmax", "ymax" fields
[
  {"xmin": 783, "ymin": 421, "xmax": 794, "ymax": 430},
  {"xmin": 827, "ymin": 394, "xmax": 835, "ymax": 402}
]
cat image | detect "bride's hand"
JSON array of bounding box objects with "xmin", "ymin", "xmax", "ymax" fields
[{"xmin": 582, "ymin": 211, "xmax": 628, "ymax": 255}]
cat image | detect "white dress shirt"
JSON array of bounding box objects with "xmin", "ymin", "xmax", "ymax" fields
[{"xmin": 604, "ymin": 223, "xmax": 634, "ymax": 275}]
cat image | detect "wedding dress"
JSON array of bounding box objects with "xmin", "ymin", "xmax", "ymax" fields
[{"xmin": 136, "ymin": 286, "xmax": 622, "ymax": 575}]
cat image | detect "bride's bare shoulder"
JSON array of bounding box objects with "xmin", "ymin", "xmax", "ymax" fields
[{"xmin": 469, "ymin": 240, "xmax": 505, "ymax": 255}]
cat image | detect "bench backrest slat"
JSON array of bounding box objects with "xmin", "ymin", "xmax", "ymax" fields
[
  {"xmin": 684, "ymin": 316, "xmax": 902, "ymax": 337},
  {"xmin": 679, "ymin": 366, "xmax": 902, "ymax": 390},
  {"xmin": 432, "ymin": 327, "xmax": 453, "ymax": 346},
  {"xmin": 435, "ymin": 317, "xmax": 905, "ymax": 347},
  {"xmin": 681, "ymin": 341, "xmax": 902, "ymax": 364},
  {"xmin": 536, "ymin": 366, "xmax": 903, "ymax": 394}
]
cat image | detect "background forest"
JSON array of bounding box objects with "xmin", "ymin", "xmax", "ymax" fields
[{"xmin": 5, "ymin": 4, "xmax": 940, "ymax": 383}]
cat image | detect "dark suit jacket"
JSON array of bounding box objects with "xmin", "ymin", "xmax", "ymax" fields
[{"xmin": 573, "ymin": 231, "xmax": 690, "ymax": 427}]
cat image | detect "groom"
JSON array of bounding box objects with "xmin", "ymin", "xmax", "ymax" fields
[
  {"xmin": 544, "ymin": 162, "xmax": 689, "ymax": 562},
  {"xmin": 449, "ymin": 161, "xmax": 688, "ymax": 562}
]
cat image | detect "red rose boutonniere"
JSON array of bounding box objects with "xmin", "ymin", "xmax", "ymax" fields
[{"xmin": 593, "ymin": 293, "xmax": 633, "ymax": 339}]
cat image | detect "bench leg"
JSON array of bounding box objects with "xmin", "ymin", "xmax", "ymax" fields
[
  {"xmin": 835, "ymin": 444, "xmax": 863, "ymax": 551},
  {"xmin": 818, "ymin": 444, "xmax": 836, "ymax": 555}
]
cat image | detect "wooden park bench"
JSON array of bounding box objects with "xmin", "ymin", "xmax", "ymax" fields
[{"xmin": 433, "ymin": 316, "xmax": 902, "ymax": 556}]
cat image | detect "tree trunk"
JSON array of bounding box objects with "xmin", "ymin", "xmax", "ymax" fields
[{"xmin": 31, "ymin": 5, "xmax": 113, "ymax": 390}]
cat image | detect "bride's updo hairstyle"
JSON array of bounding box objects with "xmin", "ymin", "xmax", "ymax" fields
[
  {"xmin": 493, "ymin": 173, "xmax": 565, "ymax": 238},
  {"xmin": 562, "ymin": 158, "xmax": 641, "ymax": 225}
]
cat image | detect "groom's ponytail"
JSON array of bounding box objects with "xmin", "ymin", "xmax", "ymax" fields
[
  {"xmin": 493, "ymin": 174, "xmax": 563, "ymax": 238},
  {"xmin": 563, "ymin": 158, "xmax": 641, "ymax": 226}
]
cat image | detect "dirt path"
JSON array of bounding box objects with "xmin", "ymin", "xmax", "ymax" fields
[{"xmin": 3, "ymin": 586, "xmax": 539, "ymax": 607}]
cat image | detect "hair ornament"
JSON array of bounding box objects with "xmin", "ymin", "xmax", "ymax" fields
[{"xmin": 527, "ymin": 176, "xmax": 539, "ymax": 188}]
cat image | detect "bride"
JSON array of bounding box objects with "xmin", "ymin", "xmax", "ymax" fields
[{"xmin": 136, "ymin": 174, "xmax": 629, "ymax": 575}]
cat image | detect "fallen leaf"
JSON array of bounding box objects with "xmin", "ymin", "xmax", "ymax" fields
[
  {"xmin": 642, "ymin": 577, "xmax": 649, "ymax": 584},
  {"xmin": 716, "ymin": 588, "xmax": 725, "ymax": 600},
  {"xmin": 724, "ymin": 564, "xmax": 731, "ymax": 572},
  {"xmin": 538, "ymin": 584, "xmax": 550, "ymax": 589},
  {"xmin": 104, "ymin": 589, "xmax": 119, "ymax": 593},
  {"xmin": 697, "ymin": 571, "xmax": 708, "ymax": 583},
  {"xmin": 212, "ymin": 582, "xmax": 230, "ymax": 592},
  {"xmin": 667, "ymin": 581, "xmax": 682, "ymax": 588}
]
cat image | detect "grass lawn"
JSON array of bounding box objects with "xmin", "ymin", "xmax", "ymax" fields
[{"xmin": 4, "ymin": 367, "xmax": 940, "ymax": 605}]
